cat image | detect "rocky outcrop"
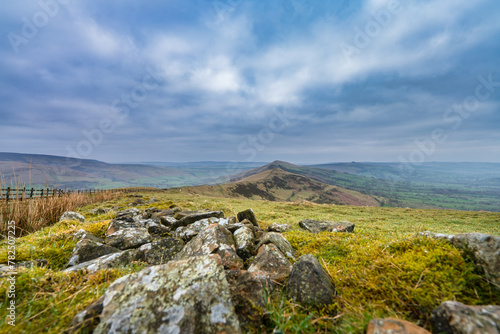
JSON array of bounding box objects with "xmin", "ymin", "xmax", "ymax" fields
[
  {"xmin": 431, "ymin": 301, "xmax": 500, "ymax": 334},
  {"xmin": 299, "ymin": 219, "xmax": 355, "ymax": 233},
  {"xmin": 60, "ymin": 211, "xmax": 85, "ymax": 223},
  {"xmin": 367, "ymin": 318, "xmax": 431, "ymax": 334},
  {"xmin": 94, "ymin": 255, "xmax": 241, "ymax": 334},
  {"xmin": 286, "ymin": 254, "xmax": 335, "ymax": 307}
]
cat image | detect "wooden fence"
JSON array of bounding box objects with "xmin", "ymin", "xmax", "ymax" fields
[{"xmin": 0, "ymin": 187, "xmax": 110, "ymax": 202}]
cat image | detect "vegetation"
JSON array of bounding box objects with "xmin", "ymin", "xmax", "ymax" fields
[{"xmin": 0, "ymin": 190, "xmax": 498, "ymax": 333}]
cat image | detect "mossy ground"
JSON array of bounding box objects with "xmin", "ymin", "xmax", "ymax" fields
[{"xmin": 1, "ymin": 191, "xmax": 499, "ymax": 333}]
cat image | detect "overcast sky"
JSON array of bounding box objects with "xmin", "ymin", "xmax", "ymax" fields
[{"xmin": 1, "ymin": 0, "xmax": 499, "ymax": 164}]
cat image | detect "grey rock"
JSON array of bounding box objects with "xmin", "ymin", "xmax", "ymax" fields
[
  {"xmin": 257, "ymin": 232, "xmax": 295, "ymax": 260},
  {"xmin": 105, "ymin": 219, "xmax": 143, "ymax": 236},
  {"xmin": 267, "ymin": 223, "xmax": 292, "ymax": 233},
  {"xmin": 115, "ymin": 208, "xmax": 141, "ymax": 221},
  {"xmin": 64, "ymin": 250, "xmax": 137, "ymax": 273},
  {"xmin": 174, "ymin": 217, "xmax": 222, "ymax": 241},
  {"xmin": 60, "ymin": 211, "xmax": 85, "ymax": 223},
  {"xmin": 367, "ymin": 318, "xmax": 431, "ymax": 334},
  {"xmin": 106, "ymin": 228, "xmax": 152, "ymax": 250},
  {"xmin": 66, "ymin": 238, "xmax": 120, "ymax": 267},
  {"xmin": 147, "ymin": 198, "xmax": 159, "ymax": 204},
  {"xmin": 134, "ymin": 238, "xmax": 185, "ymax": 265},
  {"xmin": 286, "ymin": 254, "xmax": 335, "ymax": 307},
  {"xmin": 72, "ymin": 229, "xmax": 104, "ymax": 243},
  {"xmin": 233, "ymin": 226, "xmax": 255, "ymax": 260},
  {"xmin": 66, "ymin": 296, "xmax": 104, "ymax": 334},
  {"xmin": 90, "ymin": 208, "xmax": 111, "ymax": 215},
  {"xmin": 142, "ymin": 219, "xmax": 171, "ymax": 236},
  {"xmin": 248, "ymin": 244, "xmax": 292, "ymax": 281},
  {"xmin": 159, "ymin": 215, "xmax": 178, "ymax": 228},
  {"xmin": 299, "ymin": 219, "xmax": 355, "ymax": 233},
  {"xmin": 94, "ymin": 255, "xmax": 241, "ymax": 334},
  {"xmin": 175, "ymin": 223, "xmax": 243, "ymax": 270},
  {"xmin": 175, "ymin": 211, "xmax": 225, "ymax": 228},
  {"xmin": 431, "ymin": 301, "xmax": 500, "ymax": 334},
  {"xmin": 237, "ymin": 209, "xmax": 259, "ymax": 227}
]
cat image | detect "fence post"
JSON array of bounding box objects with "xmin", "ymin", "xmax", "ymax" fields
[
  {"xmin": 40, "ymin": 189, "xmax": 44, "ymax": 198},
  {"xmin": 30, "ymin": 188, "xmax": 34, "ymax": 199},
  {"xmin": 6, "ymin": 187, "xmax": 11, "ymax": 202}
]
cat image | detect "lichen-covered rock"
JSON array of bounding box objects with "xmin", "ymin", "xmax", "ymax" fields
[
  {"xmin": 175, "ymin": 224, "xmax": 243, "ymax": 270},
  {"xmin": 64, "ymin": 250, "xmax": 137, "ymax": 273},
  {"xmin": 417, "ymin": 232, "xmax": 500, "ymax": 289},
  {"xmin": 286, "ymin": 254, "xmax": 335, "ymax": 307},
  {"xmin": 159, "ymin": 215, "xmax": 178, "ymax": 228},
  {"xmin": 94, "ymin": 255, "xmax": 241, "ymax": 334},
  {"xmin": 106, "ymin": 228, "xmax": 152, "ymax": 250},
  {"xmin": 257, "ymin": 232, "xmax": 295, "ymax": 260},
  {"xmin": 60, "ymin": 211, "xmax": 85, "ymax": 223},
  {"xmin": 134, "ymin": 238, "xmax": 184, "ymax": 265},
  {"xmin": 237, "ymin": 209, "xmax": 259, "ymax": 227},
  {"xmin": 66, "ymin": 296, "xmax": 104, "ymax": 333},
  {"xmin": 72, "ymin": 229, "xmax": 104, "ymax": 243},
  {"xmin": 174, "ymin": 217, "xmax": 221, "ymax": 241},
  {"xmin": 143, "ymin": 219, "xmax": 171, "ymax": 236},
  {"xmin": 227, "ymin": 270, "xmax": 274, "ymax": 332},
  {"xmin": 115, "ymin": 208, "xmax": 141, "ymax": 221},
  {"xmin": 267, "ymin": 223, "xmax": 291, "ymax": 233},
  {"xmin": 66, "ymin": 238, "xmax": 120, "ymax": 267},
  {"xmin": 105, "ymin": 220, "xmax": 143, "ymax": 236},
  {"xmin": 248, "ymin": 244, "xmax": 291, "ymax": 281},
  {"xmin": 175, "ymin": 211, "xmax": 225, "ymax": 228},
  {"xmin": 233, "ymin": 226, "xmax": 255, "ymax": 260},
  {"xmin": 431, "ymin": 301, "xmax": 500, "ymax": 334},
  {"xmin": 367, "ymin": 318, "xmax": 431, "ymax": 334},
  {"xmin": 299, "ymin": 219, "xmax": 355, "ymax": 233}
]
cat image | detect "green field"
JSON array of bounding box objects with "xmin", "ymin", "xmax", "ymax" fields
[{"xmin": 1, "ymin": 190, "xmax": 498, "ymax": 333}]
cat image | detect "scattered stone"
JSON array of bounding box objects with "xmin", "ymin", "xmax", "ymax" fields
[
  {"xmin": 66, "ymin": 296, "xmax": 104, "ymax": 334},
  {"xmin": 159, "ymin": 215, "xmax": 178, "ymax": 228},
  {"xmin": 72, "ymin": 229, "xmax": 104, "ymax": 243},
  {"xmin": 299, "ymin": 219, "xmax": 355, "ymax": 233},
  {"xmin": 237, "ymin": 209, "xmax": 258, "ymax": 227},
  {"xmin": 248, "ymin": 244, "xmax": 291, "ymax": 281},
  {"xmin": 106, "ymin": 228, "xmax": 152, "ymax": 250},
  {"xmin": 256, "ymin": 232, "xmax": 295, "ymax": 260},
  {"xmin": 94, "ymin": 255, "xmax": 242, "ymax": 334},
  {"xmin": 142, "ymin": 219, "xmax": 171, "ymax": 236},
  {"xmin": 267, "ymin": 223, "xmax": 291, "ymax": 233},
  {"xmin": 105, "ymin": 220, "xmax": 143, "ymax": 236},
  {"xmin": 90, "ymin": 208, "xmax": 111, "ymax": 215},
  {"xmin": 60, "ymin": 211, "xmax": 85, "ymax": 223},
  {"xmin": 134, "ymin": 238, "xmax": 185, "ymax": 265},
  {"xmin": 286, "ymin": 254, "xmax": 335, "ymax": 307},
  {"xmin": 174, "ymin": 217, "xmax": 221, "ymax": 241},
  {"xmin": 66, "ymin": 238, "xmax": 120, "ymax": 267},
  {"xmin": 431, "ymin": 301, "xmax": 500, "ymax": 334},
  {"xmin": 115, "ymin": 208, "xmax": 141, "ymax": 221},
  {"xmin": 175, "ymin": 224, "xmax": 243, "ymax": 270},
  {"xmin": 175, "ymin": 211, "xmax": 225, "ymax": 228},
  {"xmin": 233, "ymin": 226, "xmax": 255, "ymax": 260},
  {"xmin": 147, "ymin": 198, "xmax": 159, "ymax": 204},
  {"xmin": 64, "ymin": 250, "xmax": 137, "ymax": 273},
  {"xmin": 129, "ymin": 198, "xmax": 145, "ymax": 206},
  {"xmin": 367, "ymin": 318, "xmax": 431, "ymax": 334}
]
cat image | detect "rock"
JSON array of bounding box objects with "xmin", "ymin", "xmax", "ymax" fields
[
  {"xmin": 129, "ymin": 198, "xmax": 145, "ymax": 206},
  {"xmin": 431, "ymin": 301, "xmax": 500, "ymax": 334},
  {"xmin": 159, "ymin": 215, "xmax": 178, "ymax": 228},
  {"xmin": 94, "ymin": 255, "xmax": 241, "ymax": 334},
  {"xmin": 174, "ymin": 217, "xmax": 222, "ymax": 241},
  {"xmin": 267, "ymin": 223, "xmax": 291, "ymax": 233},
  {"xmin": 66, "ymin": 238, "xmax": 120, "ymax": 267},
  {"xmin": 418, "ymin": 232, "xmax": 500, "ymax": 289},
  {"xmin": 134, "ymin": 238, "xmax": 185, "ymax": 265},
  {"xmin": 144, "ymin": 220, "xmax": 171, "ymax": 236},
  {"xmin": 257, "ymin": 232, "xmax": 295, "ymax": 260},
  {"xmin": 115, "ymin": 208, "xmax": 141, "ymax": 221},
  {"xmin": 298, "ymin": 219, "xmax": 355, "ymax": 233},
  {"xmin": 66, "ymin": 296, "xmax": 104, "ymax": 334},
  {"xmin": 64, "ymin": 250, "xmax": 137, "ymax": 273},
  {"xmin": 60, "ymin": 211, "xmax": 85, "ymax": 223},
  {"xmin": 248, "ymin": 244, "xmax": 291, "ymax": 281},
  {"xmin": 175, "ymin": 224, "xmax": 243, "ymax": 270},
  {"xmin": 72, "ymin": 229, "xmax": 104, "ymax": 243},
  {"xmin": 237, "ymin": 209, "xmax": 259, "ymax": 227},
  {"xmin": 106, "ymin": 228, "xmax": 152, "ymax": 250},
  {"xmin": 233, "ymin": 226, "xmax": 255, "ymax": 260},
  {"xmin": 227, "ymin": 270, "xmax": 274, "ymax": 332},
  {"xmin": 90, "ymin": 208, "xmax": 111, "ymax": 215},
  {"xmin": 147, "ymin": 197, "xmax": 159, "ymax": 204},
  {"xmin": 105, "ymin": 220, "xmax": 143, "ymax": 236},
  {"xmin": 175, "ymin": 211, "xmax": 225, "ymax": 228},
  {"xmin": 286, "ymin": 254, "xmax": 335, "ymax": 307},
  {"xmin": 367, "ymin": 318, "xmax": 431, "ymax": 334}
]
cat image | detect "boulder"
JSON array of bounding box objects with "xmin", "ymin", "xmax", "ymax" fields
[
  {"xmin": 367, "ymin": 318, "xmax": 431, "ymax": 334},
  {"xmin": 60, "ymin": 211, "xmax": 85, "ymax": 223},
  {"xmin": 66, "ymin": 238, "xmax": 120, "ymax": 267},
  {"xmin": 175, "ymin": 211, "xmax": 225, "ymax": 228},
  {"xmin": 143, "ymin": 220, "xmax": 171, "ymax": 236},
  {"xmin": 115, "ymin": 208, "xmax": 141, "ymax": 221},
  {"xmin": 134, "ymin": 238, "xmax": 185, "ymax": 265},
  {"xmin": 72, "ymin": 229, "xmax": 104, "ymax": 243},
  {"xmin": 94, "ymin": 255, "xmax": 241, "ymax": 334},
  {"xmin": 159, "ymin": 215, "xmax": 178, "ymax": 228},
  {"xmin": 299, "ymin": 219, "xmax": 355, "ymax": 233},
  {"xmin": 105, "ymin": 220, "xmax": 143, "ymax": 236},
  {"xmin": 105, "ymin": 228, "xmax": 152, "ymax": 250},
  {"xmin": 431, "ymin": 301, "xmax": 500, "ymax": 334},
  {"xmin": 233, "ymin": 226, "xmax": 255, "ymax": 260},
  {"xmin": 267, "ymin": 223, "xmax": 291, "ymax": 233},
  {"xmin": 256, "ymin": 232, "xmax": 295, "ymax": 260},
  {"xmin": 64, "ymin": 250, "xmax": 137, "ymax": 273},
  {"xmin": 174, "ymin": 217, "xmax": 221, "ymax": 241},
  {"xmin": 67, "ymin": 296, "xmax": 104, "ymax": 334},
  {"xmin": 237, "ymin": 209, "xmax": 258, "ymax": 227},
  {"xmin": 248, "ymin": 244, "xmax": 291, "ymax": 281},
  {"xmin": 286, "ymin": 254, "xmax": 335, "ymax": 307},
  {"xmin": 175, "ymin": 224, "xmax": 243, "ymax": 270}
]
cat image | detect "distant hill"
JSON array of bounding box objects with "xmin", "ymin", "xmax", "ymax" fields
[{"xmin": 176, "ymin": 167, "xmax": 382, "ymax": 206}]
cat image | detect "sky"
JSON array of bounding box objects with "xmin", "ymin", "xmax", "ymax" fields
[{"xmin": 0, "ymin": 0, "xmax": 499, "ymax": 164}]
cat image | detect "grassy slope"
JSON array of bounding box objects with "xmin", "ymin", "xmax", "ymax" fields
[{"xmin": 0, "ymin": 190, "xmax": 499, "ymax": 333}]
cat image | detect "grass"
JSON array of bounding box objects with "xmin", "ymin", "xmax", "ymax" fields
[{"xmin": 0, "ymin": 190, "xmax": 498, "ymax": 333}]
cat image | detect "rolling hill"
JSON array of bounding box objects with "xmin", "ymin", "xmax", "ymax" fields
[{"xmin": 173, "ymin": 167, "xmax": 382, "ymax": 206}]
